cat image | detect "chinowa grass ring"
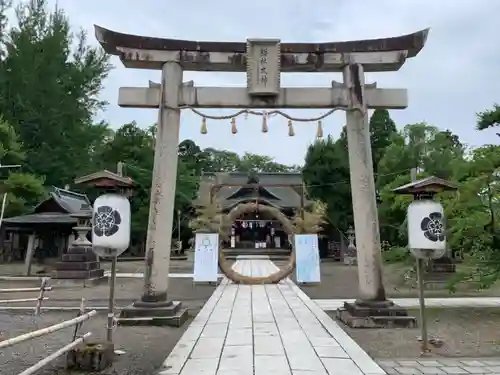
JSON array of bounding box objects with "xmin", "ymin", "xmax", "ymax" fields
[{"xmin": 218, "ymin": 202, "xmax": 295, "ymax": 284}]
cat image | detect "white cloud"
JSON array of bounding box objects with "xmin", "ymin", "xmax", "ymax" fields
[{"xmin": 44, "ymin": 0, "xmax": 500, "ymax": 165}]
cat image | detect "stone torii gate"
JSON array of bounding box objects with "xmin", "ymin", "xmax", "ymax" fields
[{"xmin": 94, "ymin": 25, "xmax": 428, "ymax": 326}]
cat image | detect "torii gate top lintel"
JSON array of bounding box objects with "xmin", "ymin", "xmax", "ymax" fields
[{"xmin": 94, "ymin": 25, "xmax": 429, "ymax": 73}]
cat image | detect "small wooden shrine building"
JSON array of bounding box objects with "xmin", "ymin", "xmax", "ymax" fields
[{"xmin": 0, "ymin": 187, "xmax": 90, "ymax": 263}]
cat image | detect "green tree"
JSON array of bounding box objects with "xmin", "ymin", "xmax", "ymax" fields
[
  {"xmin": 238, "ymin": 152, "xmax": 296, "ymax": 173},
  {"xmin": 442, "ymin": 145, "xmax": 500, "ymax": 288},
  {"xmin": 303, "ymin": 136, "xmax": 352, "ymax": 235},
  {"xmin": 477, "ymin": 104, "xmax": 500, "ymax": 133},
  {"xmin": 0, "ymin": 116, "xmax": 44, "ymax": 217},
  {"xmin": 337, "ymin": 109, "xmax": 397, "ymax": 174},
  {"xmin": 376, "ymin": 123, "xmax": 465, "ymax": 246},
  {"xmin": 369, "ymin": 109, "xmax": 397, "ymax": 173},
  {"xmin": 202, "ymin": 148, "xmax": 241, "ymax": 172},
  {"xmin": 0, "ymin": 0, "xmax": 111, "ymax": 187}
]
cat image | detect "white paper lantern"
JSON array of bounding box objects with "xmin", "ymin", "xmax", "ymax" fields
[
  {"xmin": 92, "ymin": 193, "xmax": 131, "ymax": 255},
  {"xmin": 407, "ymin": 200, "xmax": 446, "ymax": 251}
]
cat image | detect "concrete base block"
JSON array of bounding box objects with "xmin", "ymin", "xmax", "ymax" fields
[
  {"xmin": 66, "ymin": 341, "xmax": 114, "ymax": 371},
  {"xmin": 336, "ymin": 301, "xmax": 417, "ymax": 329},
  {"xmin": 118, "ymin": 300, "xmax": 189, "ymax": 327}
]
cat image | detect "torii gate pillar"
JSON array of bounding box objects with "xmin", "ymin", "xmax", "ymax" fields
[{"xmin": 94, "ymin": 25, "xmax": 428, "ymax": 327}]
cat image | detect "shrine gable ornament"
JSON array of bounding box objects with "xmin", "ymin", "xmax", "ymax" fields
[{"xmin": 92, "ymin": 193, "xmax": 131, "ymax": 256}]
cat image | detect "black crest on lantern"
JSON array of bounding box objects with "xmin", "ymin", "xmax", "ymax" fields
[
  {"xmin": 420, "ymin": 212, "xmax": 445, "ymax": 242},
  {"xmin": 93, "ymin": 205, "xmax": 122, "ymax": 237}
]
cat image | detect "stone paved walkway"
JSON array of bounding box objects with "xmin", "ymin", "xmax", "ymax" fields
[
  {"xmin": 313, "ymin": 297, "xmax": 500, "ymax": 310},
  {"xmin": 158, "ymin": 258, "xmax": 386, "ymax": 375},
  {"xmin": 378, "ymin": 358, "xmax": 500, "ymax": 374}
]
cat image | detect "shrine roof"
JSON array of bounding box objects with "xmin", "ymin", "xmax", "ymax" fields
[
  {"xmin": 33, "ymin": 187, "xmax": 90, "ymax": 214},
  {"xmin": 4, "ymin": 187, "xmax": 90, "ymax": 227},
  {"xmin": 74, "ymin": 170, "xmax": 134, "ymax": 187},
  {"xmin": 94, "ymin": 25, "xmax": 429, "ymax": 59},
  {"xmin": 3, "ymin": 212, "xmax": 76, "ymax": 225},
  {"xmin": 196, "ymin": 172, "xmax": 306, "ymax": 209}
]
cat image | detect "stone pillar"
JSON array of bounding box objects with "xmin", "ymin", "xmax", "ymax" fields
[
  {"xmin": 119, "ymin": 61, "xmax": 188, "ymax": 327},
  {"xmin": 343, "ymin": 63, "xmax": 385, "ymax": 303},
  {"xmin": 338, "ymin": 63, "xmax": 416, "ymax": 328}
]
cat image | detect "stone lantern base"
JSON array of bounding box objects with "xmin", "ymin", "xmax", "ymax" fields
[
  {"xmin": 52, "ymin": 245, "xmax": 105, "ymax": 286},
  {"xmin": 336, "ymin": 300, "xmax": 417, "ymax": 329},
  {"xmin": 117, "ymin": 298, "xmax": 189, "ymax": 327}
]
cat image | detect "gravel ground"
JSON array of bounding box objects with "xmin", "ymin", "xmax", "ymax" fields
[
  {"xmin": 278, "ymin": 260, "xmax": 500, "ymax": 300},
  {"xmin": 332, "ymin": 308, "xmax": 500, "ymax": 359},
  {"xmin": 0, "ymin": 256, "xmax": 197, "ymax": 277},
  {"xmin": 0, "ymin": 278, "xmax": 216, "ymax": 309},
  {"xmin": 0, "ymin": 311, "xmax": 193, "ymax": 375},
  {"xmin": 0, "ymin": 276, "xmax": 216, "ymax": 375}
]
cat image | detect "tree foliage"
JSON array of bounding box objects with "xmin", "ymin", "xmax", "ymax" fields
[
  {"xmin": 303, "ymin": 135, "xmax": 352, "ymax": 237},
  {"xmin": 0, "ymin": 0, "xmax": 111, "ymax": 187},
  {"xmin": 0, "ymin": 116, "xmax": 44, "ymax": 217},
  {"xmin": 477, "ymin": 104, "xmax": 500, "ymax": 132},
  {"xmin": 291, "ymin": 200, "xmax": 327, "ymax": 235}
]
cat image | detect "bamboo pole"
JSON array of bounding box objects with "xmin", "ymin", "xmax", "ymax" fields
[
  {"xmin": 0, "ymin": 287, "xmax": 52, "ymax": 293},
  {"xmin": 72, "ymin": 297, "xmax": 86, "ymax": 341},
  {"xmin": 34, "ymin": 278, "xmax": 50, "ymax": 316},
  {"xmin": 17, "ymin": 332, "xmax": 92, "ymax": 375},
  {"xmin": 0, "ymin": 310, "xmax": 97, "ymax": 349},
  {"xmin": 0, "ymin": 297, "xmax": 48, "ymax": 304}
]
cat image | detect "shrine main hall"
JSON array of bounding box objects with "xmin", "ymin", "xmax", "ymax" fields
[{"xmin": 196, "ymin": 172, "xmax": 309, "ymax": 251}]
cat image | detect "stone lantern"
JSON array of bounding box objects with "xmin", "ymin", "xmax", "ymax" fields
[
  {"xmin": 72, "ymin": 204, "xmax": 93, "ymax": 246},
  {"xmin": 53, "ymin": 203, "xmax": 105, "ymax": 285},
  {"xmin": 344, "ymin": 225, "xmax": 357, "ymax": 265}
]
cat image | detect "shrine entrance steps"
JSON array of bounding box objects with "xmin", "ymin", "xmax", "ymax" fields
[{"xmin": 158, "ymin": 256, "xmax": 385, "ymax": 375}]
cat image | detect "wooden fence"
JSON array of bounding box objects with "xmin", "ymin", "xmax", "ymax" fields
[
  {"xmin": 0, "ymin": 278, "xmax": 97, "ymax": 375},
  {"xmin": 0, "ymin": 277, "xmax": 51, "ymax": 314}
]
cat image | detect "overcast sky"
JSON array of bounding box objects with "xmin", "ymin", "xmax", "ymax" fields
[{"xmin": 46, "ymin": 0, "xmax": 499, "ymax": 165}]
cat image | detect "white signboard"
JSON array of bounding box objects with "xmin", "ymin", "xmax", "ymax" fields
[
  {"xmin": 294, "ymin": 234, "xmax": 321, "ymax": 283},
  {"xmin": 193, "ymin": 233, "xmax": 219, "ymax": 282},
  {"xmin": 92, "ymin": 193, "xmax": 131, "ymax": 256},
  {"xmin": 407, "ymin": 200, "xmax": 446, "ymax": 257}
]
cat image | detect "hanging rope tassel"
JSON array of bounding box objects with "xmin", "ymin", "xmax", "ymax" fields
[
  {"xmin": 316, "ymin": 120, "xmax": 324, "ymax": 138},
  {"xmin": 231, "ymin": 117, "xmax": 237, "ymax": 134},
  {"xmin": 262, "ymin": 113, "xmax": 268, "ymax": 133},
  {"xmin": 201, "ymin": 117, "xmax": 208, "ymax": 134},
  {"xmin": 288, "ymin": 119, "xmax": 295, "ymax": 137}
]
